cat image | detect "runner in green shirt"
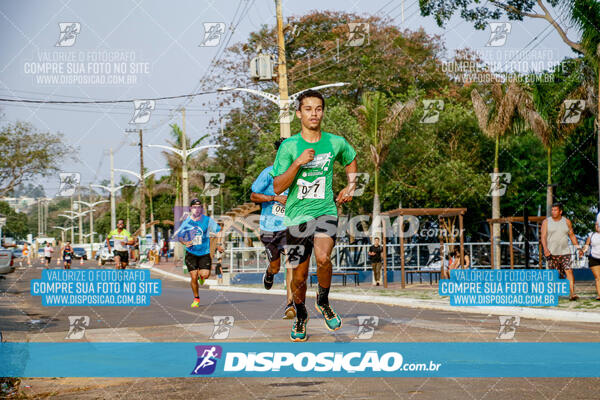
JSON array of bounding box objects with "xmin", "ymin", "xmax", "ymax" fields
[
  {"xmin": 271, "ymin": 89, "xmax": 358, "ymax": 342},
  {"xmin": 106, "ymin": 219, "xmax": 134, "ymax": 269}
]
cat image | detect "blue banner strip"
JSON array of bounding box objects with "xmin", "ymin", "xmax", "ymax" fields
[{"xmin": 2, "ymin": 342, "xmax": 600, "ymax": 377}]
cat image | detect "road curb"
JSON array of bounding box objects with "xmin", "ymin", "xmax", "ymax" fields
[{"xmin": 151, "ymin": 266, "xmax": 600, "ymax": 323}]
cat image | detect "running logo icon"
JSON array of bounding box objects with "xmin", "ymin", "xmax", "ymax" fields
[
  {"xmin": 497, "ymin": 316, "xmax": 520, "ymax": 339},
  {"xmin": 191, "ymin": 345, "xmax": 222, "ymax": 375},
  {"xmin": 561, "ymin": 100, "xmax": 585, "ymax": 124},
  {"xmin": 420, "ymin": 100, "xmax": 444, "ymax": 124},
  {"xmin": 56, "ymin": 22, "xmax": 81, "ymax": 47},
  {"xmin": 65, "ymin": 316, "xmax": 89, "ymax": 339},
  {"xmin": 57, "ymin": 173, "xmax": 81, "ymax": 197},
  {"xmin": 488, "ymin": 172, "xmax": 511, "ymax": 197},
  {"xmin": 486, "ymin": 22, "xmax": 511, "ymax": 47},
  {"xmin": 346, "ymin": 23, "xmax": 369, "ymax": 47},
  {"xmin": 284, "ymin": 245, "xmax": 305, "ymax": 266},
  {"xmin": 130, "ymin": 100, "xmax": 155, "ymax": 124},
  {"xmin": 350, "ymin": 173, "xmax": 370, "ymax": 197},
  {"xmin": 355, "ymin": 316, "xmax": 379, "ymax": 339},
  {"xmin": 203, "ymin": 173, "xmax": 225, "ymax": 197},
  {"xmin": 210, "ymin": 316, "xmax": 234, "ymax": 339},
  {"xmin": 199, "ymin": 23, "xmax": 226, "ymax": 47}
]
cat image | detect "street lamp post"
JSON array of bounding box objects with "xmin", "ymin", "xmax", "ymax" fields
[
  {"xmin": 91, "ymin": 183, "xmax": 134, "ymax": 231},
  {"xmin": 217, "ymin": 83, "xmax": 349, "ymax": 138},
  {"xmin": 52, "ymin": 226, "xmax": 70, "ymax": 244},
  {"xmin": 75, "ymin": 200, "xmax": 108, "ymax": 256},
  {"xmin": 58, "ymin": 213, "xmax": 78, "ymax": 243},
  {"xmin": 113, "ymin": 168, "xmax": 169, "ymax": 236}
]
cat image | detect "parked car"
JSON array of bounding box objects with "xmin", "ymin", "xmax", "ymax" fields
[
  {"xmin": 0, "ymin": 247, "xmax": 15, "ymax": 274},
  {"xmin": 72, "ymin": 247, "xmax": 87, "ymax": 260},
  {"xmin": 11, "ymin": 248, "xmax": 23, "ymax": 259},
  {"xmin": 95, "ymin": 241, "xmax": 114, "ymax": 265}
]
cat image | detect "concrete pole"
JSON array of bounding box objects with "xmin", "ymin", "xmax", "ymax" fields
[
  {"xmin": 110, "ymin": 148, "xmax": 116, "ymax": 231},
  {"xmin": 139, "ymin": 128, "xmax": 146, "ymax": 236},
  {"xmin": 78, "ymin": 191, "xmax": 83, "ymax": 244},
  {"xmin": 275, "ymin": 0, "xmax": 291, "ymax": 139}
]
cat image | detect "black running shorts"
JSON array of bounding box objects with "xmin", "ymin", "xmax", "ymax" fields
[{"xmin": 259, "ymin": 229, "xmax": 287, "ymax": 262}]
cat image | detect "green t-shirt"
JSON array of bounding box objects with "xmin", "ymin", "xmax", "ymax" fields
[
  {"xmin": 107, "ymin": 229, "xmax": 132, "ymax": 251},
  {"xmin": 270, "ymin": 131, "xmax": 356, "ymax": 226}
]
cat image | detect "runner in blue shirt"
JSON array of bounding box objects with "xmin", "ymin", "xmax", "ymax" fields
[
  {"xmin": 174, "ymin": 198, "xmax": 224, "ymax": 308},
  {"xmin": 250, "ymin": 138, "xmax": 295, "ymax": 319}
]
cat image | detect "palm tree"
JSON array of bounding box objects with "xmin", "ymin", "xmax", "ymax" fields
[
  {"xmin": 569, "ymin": 0, "xmax": 600, "ymax": 202},
  {"xmin": 528, "ymin": 67, "xmax": 584, "ymax": 215},
  {"xmin": 356, "ymin": 91, "xmax": 417, "ymax": 237},
  {"xmin": 471, "ymin": 82, "xmax": 525, "ymax": 267}
]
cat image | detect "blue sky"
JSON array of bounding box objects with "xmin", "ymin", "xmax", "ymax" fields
[{"xmin": 0, "ymin": 0, "xmax": 577, "ymax": 196}]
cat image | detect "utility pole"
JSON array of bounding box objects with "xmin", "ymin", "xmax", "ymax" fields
[
  {"xmin": 77, "ymin": 190, "xmax": 83, "ymax": 244},
  {"xmin": 139, "ymin": 128, "xmax": 146, "ymax": 236},
  {"xmin": 275, "ymin": 0, "xmax": 291, "ymax": 139},
  {"xmin": 110, "ymin": 148, "xmax": 116, "ymax": 230},
  {"xmin": 70, "ymin": 196, "xmax": 74, "ymax": 243}
]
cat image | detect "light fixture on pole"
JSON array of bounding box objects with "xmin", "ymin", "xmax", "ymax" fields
[
  {"xmin": 75, "ymin": 200, "xmax": 108, "ymax": 255},
  {"xmin": 217, "ymin": 82, "xmax": 349, "ymax": 138},
  {"xmin": 114, "ymin": 168, "xmax": 169, "ymax": 236}
]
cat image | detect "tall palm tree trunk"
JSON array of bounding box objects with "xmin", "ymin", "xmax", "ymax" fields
[
  {"xmin": 492, "ymin": 134, "xmax": 501, "ymax": 268},
  {"xmin": 546, "ymin": 147, "xmax": 553, "ymax": 216},
  {"xmin": 372, "ymin": 168, "xmax": 381, "ymax": 239}
]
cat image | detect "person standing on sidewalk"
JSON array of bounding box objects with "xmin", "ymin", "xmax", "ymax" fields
[
  {"xmin": 541, "ymin": 202, "xmax": 582, "ymax": 301},
  {"xmin": 368, "ymin": 237, "xmax": 383, "ymax": 286}
]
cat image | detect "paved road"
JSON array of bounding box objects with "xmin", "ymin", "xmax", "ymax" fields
[{"xmin": 2, "ymin": 260, "xmax": 600, "ymax": 399}]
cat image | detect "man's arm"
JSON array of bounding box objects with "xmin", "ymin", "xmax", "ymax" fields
[
  {"xmin": 335, "ymin": 158, "xmax": 358, "ymax": 205},
  {"xmin": 566, "ymin": 219, "xmax": 583, "ymax": 256},
  {"xmin": 540, "ymin": 219, "xmax": 549, "ymax": 256},
  {"xmin": 250, "ymin": 192, "xmax": 287, "ymax": 204},
  {"xmin": 273, "ymin": 149, "xmax": 315, "ymax": 194}
]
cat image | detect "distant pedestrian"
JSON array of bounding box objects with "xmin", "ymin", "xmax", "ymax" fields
[
  {"xmin": 368, "ymin": 237, "xmax": 383, "ymax": 286},
  {"xmin": 43, "ymin": 242, "xmax": 54, "ymax": 268},
  {"xmin": 582, "ymin": 221, "xmax": 600, "ymax": 300}
]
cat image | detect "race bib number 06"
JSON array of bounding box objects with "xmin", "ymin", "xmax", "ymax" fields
[
  {"xmin": 297, "ymin": 177, "xmax": 326, "ymax": 200},
  {"xmin": 273, "ymin": 203, "xmax": 285, "ymax": 217}
]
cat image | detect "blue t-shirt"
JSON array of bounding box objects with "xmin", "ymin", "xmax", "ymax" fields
[
  {"xmin": 174, "ymin": 215, "xmax": 221, "ymax": 256},
  {"xmin": 251, "ymin": 166, "xmax": 288, "ymax": 232}
]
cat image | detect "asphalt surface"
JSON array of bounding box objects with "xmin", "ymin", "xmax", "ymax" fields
[{"xmin": 2, "ymin": 259, "xmax": 600, "ymax": 399}]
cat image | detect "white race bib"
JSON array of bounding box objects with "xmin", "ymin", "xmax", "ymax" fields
[
  {"xmin": 272, "ymin": 203, "xmax": 285, "ymax": 217},
  {"xmin": 297, "ymin": 177, "xmax": 326, "ymax": 200},
  {"xmin": 192, "ymin": 235, "xmax": 203, "ymax": 246}
]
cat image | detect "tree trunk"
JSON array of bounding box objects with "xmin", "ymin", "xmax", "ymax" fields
[
  {"xmin": 371, "ymin": 169, "xmax": 381, "ymax": 239},
  {"xmin": 546, "ymin": 147, "xmax": 553, "ymax": 217},
  {"xmin": 126, "ymin": 203, "xmax": 130, "ymax": 232}
]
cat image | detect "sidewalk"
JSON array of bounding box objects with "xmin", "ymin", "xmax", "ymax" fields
[{"xmin": 149, "ymin": 261, "xmax": 600, "ymax": 323}]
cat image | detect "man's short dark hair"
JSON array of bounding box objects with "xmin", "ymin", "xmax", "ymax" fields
[
  {"xmin": 274, "ymin": 137, "xmax": 284, "ymax": 151},
  {"xmin": 552, "ymin": 202, "xmax": 564, "ymax": 212},
  {"xmin": 296, "ymin": 89, "xmax": 325, "ymax": 110}
]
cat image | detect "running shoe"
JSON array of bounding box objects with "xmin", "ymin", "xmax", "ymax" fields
[
  {"xmin": 283, "ymin": 302, "xmax": 296, "ymax": 319},
  {"xmin": 263, "ymin": 270, "xmax": 274, "ymax": 290},
  {"xmin": 191, "ymin": 298, "xmax": 200, "ymax": 308},
  {"xmin": 315, "ymin": 301, "xmax": 342, "ymax": 331},
  {"xmin": 290, "ymin": 317, "xmax": 308, "ymax": 342}
]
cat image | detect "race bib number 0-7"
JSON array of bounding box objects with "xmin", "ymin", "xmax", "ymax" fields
[
  {"xmin": 273, "ymin": 203, "xmax": 285, "ymax": 217},
  {"xmin": 297, "ymin": 177, "xmax": 326, "ymax": 200}
]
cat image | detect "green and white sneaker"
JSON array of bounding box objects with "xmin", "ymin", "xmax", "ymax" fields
[
  {"xmin": 290, "ymin": 317, "xmax": 308, "ymax": 342},
  {"xmin": 315, "ymin": 302, "xmax": 342, "ymax": 331}
]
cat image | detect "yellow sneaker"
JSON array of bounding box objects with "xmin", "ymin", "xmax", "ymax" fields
[{"xmin": 191, "ymin": 298, "xmax": 200, "ymax": 308}]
